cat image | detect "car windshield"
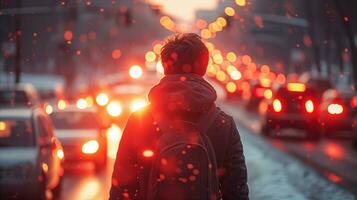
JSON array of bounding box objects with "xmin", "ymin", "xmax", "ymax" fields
[
  {"xmin": 0, "ymin": 90, "xmax": 29, "ymax": 106},
  {"xmin": 50, "ymin": 111, "xmax": 100, "ymax": 129},
  {"xmin": 0, "ymin": 118, "xmax": 34, "ymax": 147}
]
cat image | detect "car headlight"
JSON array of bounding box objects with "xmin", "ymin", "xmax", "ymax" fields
[
  {"xmin": 82, "ymin": 140, "xmax": 99, "ymax": 154},
  {"xmin": 130, "ymin": 99, "xmax": 147, "ymax": 112},
  {"xmin": 106, "ymin": 101, "xmax": 122, "ymax": 117}
]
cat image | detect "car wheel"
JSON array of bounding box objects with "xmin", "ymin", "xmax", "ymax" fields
[{"xmin": 35, "ymin": 178, "xmax": 47, "ymax": 200}]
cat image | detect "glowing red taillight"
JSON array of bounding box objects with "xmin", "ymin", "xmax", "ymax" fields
[
  {"xmin": 305, "ymin": 100, "xmax": 314, "ymax": 113},
  {"xmin": 272, "ymin": 99, "xmax": 282, "ymax": 112},
  {"xmin": 327, "ymin": 104, "xmax": 344, "ymax": 115}
]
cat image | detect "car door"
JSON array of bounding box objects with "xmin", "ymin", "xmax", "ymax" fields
[{"xmin": 36, "ymin": 114, "xmax": 57, "ymax": 188}]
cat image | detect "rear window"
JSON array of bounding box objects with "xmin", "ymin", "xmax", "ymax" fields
[
  {"xmin": 0, "ymin": 118, "xmax": 34, "ymax": 147},
  {"xmin": 50, "ymin": 111, "xmax": 100, "ymax": 129},
  {"xmin": 0, "ymin": 90, "xmax": 29, "ymax": 106}
]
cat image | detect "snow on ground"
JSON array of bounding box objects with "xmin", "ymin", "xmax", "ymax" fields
[{"xmin": 240, "ymin": 126, "xmax": 356, "ymax": 200}]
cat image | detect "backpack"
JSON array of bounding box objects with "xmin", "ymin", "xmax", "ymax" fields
[{"xmin": 147, "ymin": 108, "xmax": 221, "ymax": 200}]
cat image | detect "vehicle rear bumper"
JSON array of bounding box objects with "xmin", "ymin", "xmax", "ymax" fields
[
  {"xmin": 62, "ymin": 144, "xmax": 106, "ymax": 163},
  {"xmin": 265, "ymin": 113, "xmax": 318, "ymax": 130}
]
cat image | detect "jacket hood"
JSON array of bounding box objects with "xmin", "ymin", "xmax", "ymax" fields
[{"xmin": 148, "ymin": 74, "xmax": 217, "ymax": 115}]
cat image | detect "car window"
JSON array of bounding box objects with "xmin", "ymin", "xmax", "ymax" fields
[
  {"xmin": 0, "ymin": 90, "xmax": 29, "ymax": 106},
  {"xmin": 0, "ymin": 118, "xmax": 34, "ymax": 147},
  {"xmin": 50, "ymin": 111, "xmax": 100, "ymax": 129}
]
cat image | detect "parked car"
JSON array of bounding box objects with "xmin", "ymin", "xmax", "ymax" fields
[
  {"xmin": 0, "ymin": 107, "xmax": 64, "ymax": 199},
  {"xmin": 0, "ymin": 83, "xmax": 41, "ymax": 107},
  {"xmin": 262, "ymin": 82, "xmax": 320, "ymax": 139},
  {"xmin": 50, "ymin": 106, "xmax": 109, "ymax": 172},
  {"xmin": 319, "ymin": 89, "xmax": 357, "ymax": 137}
]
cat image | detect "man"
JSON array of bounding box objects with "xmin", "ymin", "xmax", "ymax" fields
[{"xmin": 110, "ymin": 33, "xmax": 249, "ymax": 200}]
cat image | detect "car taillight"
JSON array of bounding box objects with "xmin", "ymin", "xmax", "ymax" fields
[
  {"xmin": 351, "ymin": 96, "xmax": 357, "ymax": 108},
  {"xmin": 263, "ymin": 89, "xmax": 273, "ymax": 99},
  {"xmin": 255, "ymin": 88, "xmax": 265, "ymax": 97},
  {"xmin": 96, "ymin": 93, "xmax": 109, "ymax": 106},
  {"xmin": 82, "ymin": 140, "xmax": 99, "ymax": 154},
  {"xmin": 272, "ymin": 99, "xmax": 282, "ymax": 112},
  {"xmin": 57, "ymin": 149, "xmax": 64, "ymax": 160},
  {"xmin": 287, "ymin": 83, "xmax": 305, "ymax": 92},
  {"xmin": 327, "ymin": 103, "xmax": 344, "ymax": 115},
  {"xmin": 106, "ymin": 101, "xmax": 122, "ymax": 117},
  {"xmin": 305, "ymin": 100, "xmax": 314, "ymax": 113}
]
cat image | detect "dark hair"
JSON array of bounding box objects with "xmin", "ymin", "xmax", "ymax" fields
[{"xmin": 161, "ymin": 33, "xmax": 209, "ymax": 76}]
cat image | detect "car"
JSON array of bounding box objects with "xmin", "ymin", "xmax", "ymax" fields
[
  {"xmin": 318, "ymin": 89, "xmax": 357, "ymax": 137},
  {"xmin": 245, "ymin": 80, "xmax": 272, "ymax": 111},
  {"xmin": 99, "ymin": 82, "xmax": 151, "ymax": 125},
  {"xmin": 0, "ymin": 107, "xmax": 64, "ymax": 199},
  {"xmin": 50, "ymin": 106, "xmax": 109, "ymax": 172},
  {"xmin": 0, "ymin": 83, "xmax": 41, "ymax": 107},
  {"xmin": 261, "ymin": 82, "xmax": 320, "ymax": 139}
]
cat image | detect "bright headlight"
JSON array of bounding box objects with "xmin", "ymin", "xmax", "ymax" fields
[{"xmin": 106, "ymin": 101, "xmax": 122, "ymax": 117}]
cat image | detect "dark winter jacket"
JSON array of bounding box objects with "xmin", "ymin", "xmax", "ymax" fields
[{"xmin": 109, "ymin": 74, "xmax": 249, "ymax": 200}]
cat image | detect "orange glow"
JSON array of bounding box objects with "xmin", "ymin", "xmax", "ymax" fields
[
  {"xmin": 327, "ymin": 104, "xmax": 344, "ymax": 115},
  {"xmin": 226, "ymin": 52, "xmax": 237, "ymax": 62},
  {"xmin": 143, "ymin": 149, "xmax": 154, "ymax": 158},
  {"xmin": 276, "ymin": 73, "xmax": 286, "ymax": 85},
  {"xmin": 57, "ymin": 149, "xmax": 64, "ymax": 160},
  {"xmin": 156, "ymin": 61, "xmax": 164, "ymax": 74},
  {"xmin": 255, "ymin": 88, "xmax": 265, "ymax": 97},
  {"xmin": 106, "ymin": 101, "xmax": 122, "ymax": 117},
  {"xmin": 273, "ymin": 99, "xmax": 282, "ymax": 112},
  {"xmin": 216, "ymin": 17, "xmax": 227, "ymax": 27},
  {"xmin": 96, "ymin": 93, "xmax": 109, "ymax": 106},
  {"xmin": 107, "ymin": 124, "xmax": 122, "ymax": 159},
  {"xmin": 129, "ymin": 65, "xmax": 143, "ymax": 79},
  {"xmin": 259, "ymin": 78, "xmax": 271, "ymax": 88},
  {"xmin": 85, "ymin": 96, "xmax": 94, "ymax": 107},
  {"xmin": 57, "ymin": 99, "xmax": 67, "ymax": 110},
  {"xmin": 351, "ymin": 96, "xmax": 357, "ymax": 107},
  {"xmin": 201, "ymin": 29, "xmax": 212, "ymax": 39},
  {"xmin": 64, "ymin": 30, "xmax": 73, "ymax": 41},
  {"xmin": 130, "ymin": 99, "xmax": 147, "ymax": 112},
  {"xmin": 112, "ymin": 49, "xmax": 121, "ymax": 59},
  {"xmin": 145, "ymin": 51, "xmax": 156, "ymax": 62},
  {"xmin": 226, "ymin": 82, "xmax": 237, "ymax": 93},
  {"xmin": 76, "ymin": 98, "xmax": 88, "ymax": 109},
  {"xmin": 0, "ymin": 121, "xmax": 6, "ymax": 131},
  {"xmin": 287, "ymin": 83, "xmax": 306, "ymax": 92},
  {"xmin": 224, "ymin": 7, "xmax": 235, "ymax": 16},
  {"xmin": 160, "ymin": 16, "xmax": 176, "ymax": 31},
  {"xmin": 305, "ymin": 100, "xmax": 314, "ymax": 113},
  {"xmin": 235, "ymin": 0, "xmax": 246, "ymax": 6},
  {"xmin": 153, "ymin": 44, "xmax": 163, "ymax": 55},
  {"xmin": 261, "ymin": 65, "xmax": 270, "ymax": 73},
  {"xmin": 196, "ymin": 19, "xmax": 207, "ymax": 29},
  {"xmin": 242, "ymin": 55, "xmax": 252, "ymax": 65},
  {"xmin": 325, "ymin": 143, "xmax": 344, "ymax": 159},
  {"xmin": 45, "ymin": 104, "xmax": 53, "ymax": 115},
  {"xmin": 263, "ymin": 89, "xmax": 273, "ymax": 99},
  {"xmin": 213, "ymin": 54, "xmax": 223, "ymax": 64},
  {"xmin": 216, "ymin": 71, "xmax": 226, "ymax": 82},
  {"xmin": 82, "ymin": 140, "xmax": 99, "ymax": 154},
  {"xmin": 230, "ymin": 70, "xmax": 242, "ymax": 80}
]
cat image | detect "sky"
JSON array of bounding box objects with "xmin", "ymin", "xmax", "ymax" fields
[{"xmin": 146, "ymin": 0, "xmax": 219, "ymax": 21}]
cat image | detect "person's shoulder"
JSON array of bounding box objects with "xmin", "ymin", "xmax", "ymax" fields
[
  {"xmin": 216, "ymin": 107, "xmax": 234, "ymax": 122},
  {"xmin": 126, "ymin": 105, "xmax": 153, "ymax": 126}
]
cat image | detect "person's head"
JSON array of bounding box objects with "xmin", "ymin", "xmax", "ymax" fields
[{"xmin": 161, "ymin": 33, "xmax": 209, "ymax": 76}]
